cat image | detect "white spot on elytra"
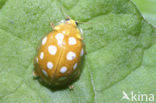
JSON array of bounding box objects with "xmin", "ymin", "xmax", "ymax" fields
[
  {"xmin": 60, "ymin": 66, "xmax": 67, "ymax": 73},
  {"xmin": 42, "ymin": 70, "xmax": 48, "ymax": 77},
  {"xmin": 48, "ymin": 45, "xmax": 57, "ymax": 55},
  {"xmin": 40, "ymin": 52, "xmax": 44, "ymax": 59},
  {"xmin": 62, "ymin": 31, "xmax": 66, "ymax": 34},
  {"xmin": 66, "ymin": 51, "xmax": 76, "ymax": 61},
  {"xmin": 42, "ymin": 36, "xmax": 47, "ymax": 45},
  {"xmin": 47, "ymin": 62, "xmax": 53, "ymax": 69},
  {"xmin": 59, "ymin": 77, "xmax": 67, "ymax": 81},
  {"xmin": 68, "ymin": 37, "xmax": 77, "ymax": 45},
  {"xmin": 73, "ymin": 63, "xmax": 78, "ymax": 70},
  {"xmin": 55, "ymin": 33, "xmax": 64, "ymax": 45},
  {"xmin": 36, "ymin": 57, "xmax": 38, "ymax": 63},
  {"xmin": 80, "ymin": 48, "xmax": 84, "ymax": 56}
]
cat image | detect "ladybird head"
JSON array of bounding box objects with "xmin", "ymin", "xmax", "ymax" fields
[{"xmin": 65, "ymin": 18, "xmax": 78, "ymax": 27}]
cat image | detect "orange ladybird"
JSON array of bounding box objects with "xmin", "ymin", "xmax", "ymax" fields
[{"xmin": 34, "ymin": 18, "xmax": 84, "ymax": 87}]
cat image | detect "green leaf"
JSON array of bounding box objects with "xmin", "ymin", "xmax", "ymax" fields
[
  {"xmin": 132, "ymin": 0, "xmax": 156, "ymax": 26},
  {"xmin": 0, "ymin": 0, "xmax": 156, "ymax": 103}
]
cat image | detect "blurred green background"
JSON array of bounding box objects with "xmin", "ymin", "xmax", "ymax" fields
[{"xmin": 132, "ymin": 0, "xmax": 156, "ymax": 27}]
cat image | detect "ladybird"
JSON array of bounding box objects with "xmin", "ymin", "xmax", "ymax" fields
[{"xmin": 34, "ymin": 18, "xmax": 84, "ymax": 87}]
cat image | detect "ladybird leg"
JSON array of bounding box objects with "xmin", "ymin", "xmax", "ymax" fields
[
  {"xmin": 69, "ymin": 85, "xmax": 74, "ymax": 90},
  {"xmin": 84, "ymin": 50, "xmax": 87, "ymax": 55},
  {"xmin": 82, "ymin": 43, "xmax": 87, "ymax": 55},
  {"xmin": 66, "ymin": 16, "xmax": 71, "ymax": 20},
  {"xmin": 67, "ymin": 69, "xmax": 80, "ymax": 90},
  {"xmin": 33, "ymin": 57, "xmax": 38, "ymax": 65},
  {"xmin": 33, "ymin": 71, "xmax": 39, "ymax": 78},
  {"xmin": 50, "ymin": 22, "xmax": 55, "ymax": 29}
]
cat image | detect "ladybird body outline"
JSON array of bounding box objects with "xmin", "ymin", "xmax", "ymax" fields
[{"xmin": 34, "ymin": 19, "xmax": 84, "ymax": 87}]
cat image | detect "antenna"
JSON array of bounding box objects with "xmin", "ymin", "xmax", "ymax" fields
[
  {"xmin": 60, "ymin": 7, "xmax": 70, "ymax": 19},
  {"xmin": 59, "ymin": 6, "xmax": 92, "ymax": 26}
]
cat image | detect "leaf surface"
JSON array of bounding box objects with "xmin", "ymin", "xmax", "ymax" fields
[{"xmin": 0, "ymin": 0, "xmax": 156, "ymax": 103}]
